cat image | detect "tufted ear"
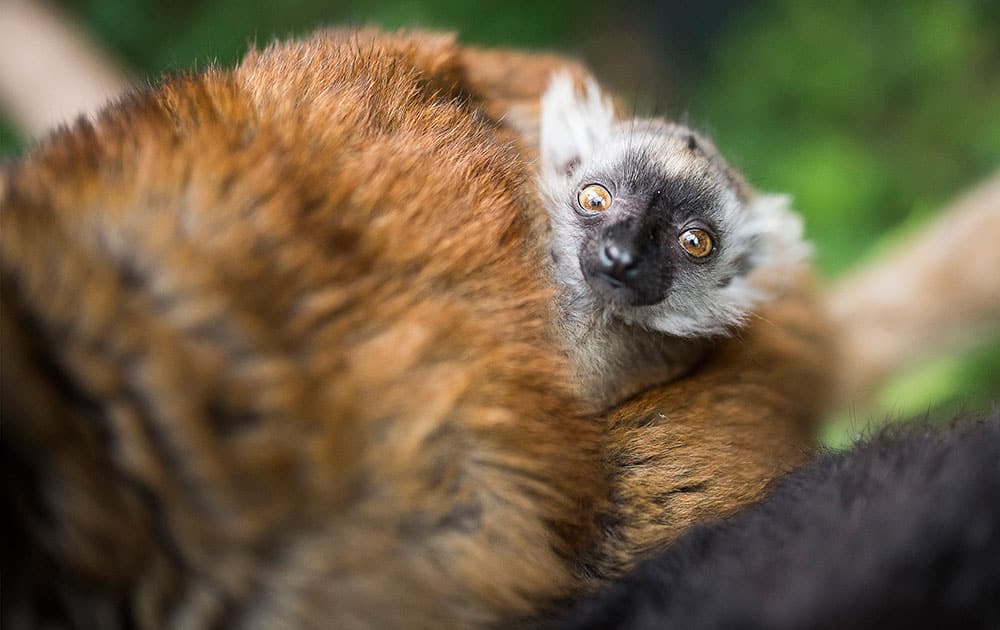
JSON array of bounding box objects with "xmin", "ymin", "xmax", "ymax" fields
[
  {"xmin": 741, "ymin": 193, "xmax": 813, "ymax": 285},
  {"xmin": 540, "ymin": 72, "xmax": 615, "ymax": 179},
  {"xmin": 652, "ymin": 194, "xmax": 812, "ymax": 338}
]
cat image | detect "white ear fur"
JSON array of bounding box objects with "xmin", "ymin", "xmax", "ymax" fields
[
  {"xmin": 540, "ymin": 72, "xmax": 615, "ymax": 178},
  {"xmin": 678, "ymin": 194, "xmax": 811, "ymax": 336},
  {"xmin": 744, "ymin": 194, "xmax": 812, "ymax": 272}
]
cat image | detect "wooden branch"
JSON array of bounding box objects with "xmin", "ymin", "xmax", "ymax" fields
[
  {"xmin": 826, "ymin": 171, "xmax": 1000, "ymax": 404},
  {"xmin": 0, "ymin": 0, "xmax": 128, "ymax": 138}
]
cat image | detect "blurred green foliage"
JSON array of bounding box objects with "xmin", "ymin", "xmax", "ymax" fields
[
  {"xmin": 1, "ymin": 0, "xmax": 996, "ymax": 443},
  {"xmin": 697, "ymin": 0, "xmax": 999, "ymax": 275},
  {"xmin": 823, "ymin": 331, "xmax": 1000, "ymax": 449},
  {"xmin": 0, "ymin": 117, "xmax": 23, "ymax": 157}
]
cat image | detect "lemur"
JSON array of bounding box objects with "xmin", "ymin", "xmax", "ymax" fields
[
  {"xmin": 555, "ymin": 411, "xmax": 1000, "ymax": 630},
  {"xmin": 539, "ymin": 74, "xmax": 811, "ymax": 408},
  {"xmin": 1, "ymin": 31, "xmax": 835, "ymax": 629}
]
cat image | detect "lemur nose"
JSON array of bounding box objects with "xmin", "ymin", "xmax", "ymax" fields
[{"xmin": 599, "ymin": 241, "xmax": 639, "ymax": 280}]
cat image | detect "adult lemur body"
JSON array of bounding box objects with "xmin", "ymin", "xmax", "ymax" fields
[
  {"xmin": 538, "ymin": 75, "xmax": 810, "ymax": 407},
  {"xmin": 1, "ymin": 29, "xmax": 833, "ymax": 628}
]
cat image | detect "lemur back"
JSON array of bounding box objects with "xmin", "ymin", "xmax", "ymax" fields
[{"xmin": 1, "ymin": 31, "xmax": 835, "ymax": 629}]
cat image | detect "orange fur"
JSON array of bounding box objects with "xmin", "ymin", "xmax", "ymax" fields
[{"xmin": 1, "ymin": 29, "xmax": 833, "ymax": 628}]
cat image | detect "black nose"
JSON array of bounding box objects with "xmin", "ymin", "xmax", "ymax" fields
[{"xmin": 598, "ymin": 241, "xmax": 639, "ymax": 281}]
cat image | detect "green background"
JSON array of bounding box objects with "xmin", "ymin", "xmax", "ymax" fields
[{"xmin": 2, "ymin": 0, "xmax": 997, "ymax": 445}]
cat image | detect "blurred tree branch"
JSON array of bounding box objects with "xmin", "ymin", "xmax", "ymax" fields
[
  {"xmin": 0, "ymin": 0, "xmax": 128, "ymax": 138},
  {"xmin": 828, "ymin": 171, "xmax": 1000, "ymax": 404}
]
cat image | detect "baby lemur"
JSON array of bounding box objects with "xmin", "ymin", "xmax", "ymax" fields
[{"xmin": 539, "ymin": 74, "xmax": 811, "ymax": 407}]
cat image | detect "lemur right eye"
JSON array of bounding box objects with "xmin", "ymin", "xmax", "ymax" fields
[
  {"xmin": 578, "ymin": 184, "xmax": 612, "ymax": 212},
  {"xmin": 679, "ymin": 228, "xmax": 714, "ymax": 258}
]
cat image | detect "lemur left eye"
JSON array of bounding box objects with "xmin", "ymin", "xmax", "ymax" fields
[
  {"xmin": 679, "ymin": 228, "xmax": 714, "ymax": 258},
  {"xmin": 578, "ymin": 184, "xmax": 612, "ymax": 212}
]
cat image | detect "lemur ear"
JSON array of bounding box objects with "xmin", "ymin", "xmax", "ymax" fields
[
  {"xmin": 540, "ymin": 72, "xmax": 615, "ymax": 179},
  {"xmin": 741, "ymin": 194, "xmax": 813, "ymax": 280}
]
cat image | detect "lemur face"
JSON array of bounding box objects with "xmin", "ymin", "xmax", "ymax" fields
[
  {"xmin": 540, "ymin": 74, "xmax": 810, "ymax": 337},
  {"xmin": 569, "ymin": 142, "xmax": 736, "ymax": 310}
]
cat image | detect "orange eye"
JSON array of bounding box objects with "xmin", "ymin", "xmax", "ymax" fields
[
  {"xmin": 679, "ymin": 228, "xmax": 714, "ymax": 258},
  {"xmin": 578, "ymin": 184, "xmax": 612, "ymax": 212}
]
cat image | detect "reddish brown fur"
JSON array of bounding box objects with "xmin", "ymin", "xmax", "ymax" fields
[
  {"xmin": 452, "ymin": 41, "xmax": 833, "ymax": 569},
  {"xmin": 1, "ymin": 29, "xmax": 833, "ymax": 628}
]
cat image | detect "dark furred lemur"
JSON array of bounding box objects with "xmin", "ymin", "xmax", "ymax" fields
[
  {"xmin": 2, "ymin": 29, "xmax": 834, "ymax": 628},
  {"xmin": 556, "ymin": 411, "xmax": 1000, "ymax": 630}
]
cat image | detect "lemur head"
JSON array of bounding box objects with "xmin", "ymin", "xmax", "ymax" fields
[{"xmin": 540, "ymin": 73, "xmax": 810, "ymax": 337}]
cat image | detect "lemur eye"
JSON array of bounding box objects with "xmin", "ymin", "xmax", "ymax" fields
[
  {"xmin": 578, "ymin": 184, "xmax": 612, "ymax": 212},
  {"xmin": 679, "ymin": 228, "xmax": 714, "ymax": 258}
]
